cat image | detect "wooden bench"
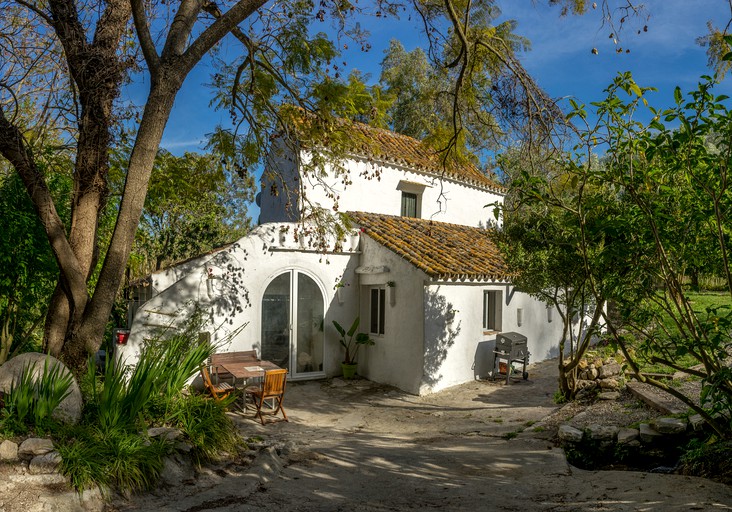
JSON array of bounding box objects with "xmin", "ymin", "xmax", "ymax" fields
[{"xmin": 210, "ymin": 350, "xmax": 258, "ymax": 383}]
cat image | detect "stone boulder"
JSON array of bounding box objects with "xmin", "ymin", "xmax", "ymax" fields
[
  {"xmin": 558, "ymin": 425, "xmax": 584, "ymax": 443},
  {"xmin": 28, "ymin": 451, "xmax": 62, "ymax": 475},
  {"xmin": 18, "ymin": 438, "xmax": 54, "ymax": 460},
  {"xmin": 0, "ymin": 439, "xmax": 18, "ymax": 461},
  {"xmin": 651, "ymin": 417, "xmax": 687, "ymax": 435},
  {"xmin": 598, "ymin": 362, "xmax": 622, "ymax": 379},
  {"xmin": 0, "ymin": 353, "xmax": 82, "ymax": 424}
]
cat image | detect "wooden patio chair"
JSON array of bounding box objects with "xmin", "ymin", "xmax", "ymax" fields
[
  {"xmin": 245, "ymin": 369, "xmax": 288, "ymax": 424},
  {"xmin": 200, "ymin": 364, "xmax": 235, "ymax": 401}
]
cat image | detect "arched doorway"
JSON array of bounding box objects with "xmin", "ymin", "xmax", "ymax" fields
[{"xmin": 261, "ymin": 270, "xmax": 325, "ymax": 379}]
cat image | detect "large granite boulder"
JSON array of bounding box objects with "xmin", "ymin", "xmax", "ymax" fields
[{"xmin": 0, "ymin": 353, "xmax": 82, "ymax": 424}]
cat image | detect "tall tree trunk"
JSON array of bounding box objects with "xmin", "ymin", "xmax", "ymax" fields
[
  {"xmin": 63, "ymin": 76, "xmax": 183, "ymax": 370},
  {"xmin": 2, "ymin": 0, "xmax": 267, "ymax": 373}
]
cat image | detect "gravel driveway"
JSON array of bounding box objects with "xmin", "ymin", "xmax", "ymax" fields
[{"xmin": 112, "ymin": 360, "xmax": 732, "ymax": 512}]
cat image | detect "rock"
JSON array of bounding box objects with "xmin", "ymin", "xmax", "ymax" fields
[
  {"xmin": 148, "ymin": 427, "xmax": 182, "ymax": 441},
  {"xmin": 598, "ymin": 391, "xmax": 621, "ymax": 400},
  {"xmin": 578, "ymin": 359, "xmax": 589, "ymax": 370},
  {"xmin": 598, "ymin": 362, "xmax": 622, "ymax": 379},
  {"xmin": 558, "ymin": 425, "xmax": 584, "ymax": 443},
  {"xmin": 575, "ymin": 379, "xmax": 597, "ymax": 390},
  {"xmin": 588, "ymin": 368, "xmax": 599, "ymax": 380},
  {"xmin": 593, "ymin": 358, "xmax": 604, "ymax": 368},
  {"xmin": 175, "ymin": 442, "xmax": 194, "ymax": 453},
  {"xmin": 28, "ymin": 451, "xmax": 61, "ymax": 474},
  {"xmin": 639, "ymin": 423, "xmax": 662, "ymax": 443},
  {"xmin": 18, "ymin": 438, "xmax": 54, "ymax": 460},
  {"xmin": 0, "ymin": 353, "xmax": 82, "ymax": 424},
  {"xmin": 0, "ymin": 439, "xmax": 18, "ymax": 461},
  {"xmin": 587, "ymin": 424, "xmax": 618, "ymax": 441},
  {"xmin": 652, "ymin": 417, "xmax": 687, "ymax": 435},
  {"xmin": 571, "ymin": 411, "xmax": 589, "ymax": 423},
  {"xmin": 599, "ymin": 378, "xmax": 619, "ymax": 390},
  {"xmin": 617, "ymin": 428, "xmax": 639, "ymax": 444},
  {"xmin": 159, "ymin": 454, "xmax": 195, "ymax": 486}
]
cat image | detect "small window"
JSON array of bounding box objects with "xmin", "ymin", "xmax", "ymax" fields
[
  {"xmin": 483, "ymin": 290, "xmax": 503, "ymax": 331},
  {"xmin": 370, "ymin": 288, "xmax": 386, "ymax": 335},
  {"xmin": 401, "ymin": 192, "xmax": 418, "ymax": 218}
]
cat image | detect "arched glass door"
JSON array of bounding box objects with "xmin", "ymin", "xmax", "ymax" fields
[{"xmin": 261, "ymin": 271, "xmax": 325, "ymax": 378}]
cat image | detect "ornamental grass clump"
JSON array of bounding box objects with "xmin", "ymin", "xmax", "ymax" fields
[
  {"xmin": 57, "ymin": 312, "xmax": 242, "ymax": 493},
  {"xmin": 1, "ymin": 357, "xmax": 73, "ymax": 431}
]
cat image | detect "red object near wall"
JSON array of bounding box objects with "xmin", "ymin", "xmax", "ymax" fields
[{"xmin": 115, "ymin": 329, "xmax": 130, "ymax": 345}]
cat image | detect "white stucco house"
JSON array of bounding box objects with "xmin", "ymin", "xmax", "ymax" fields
[{"xmin": 120, "ymin": 120, "xmax": 574, "ymax": 395}]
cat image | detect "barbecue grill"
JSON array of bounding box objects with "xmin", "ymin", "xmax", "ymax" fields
[{"xmin": 491, "ymin": 332, "xmax": 530, "ymax": 384}]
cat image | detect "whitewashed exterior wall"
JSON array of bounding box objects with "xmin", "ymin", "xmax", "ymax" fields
[
  {"xmin": 118, "ymin": 223, "xmax": 362, "ymax": 375},
  {"xmin": 260, "ymin": 150, "xmax": 504, "ymax": 228},
  {"xmin": 354, "ymin": 236, "xmax": 429, "ymax": 395},
  {"xmin": 419, "ymin": 282, "xmax": 570, "ymax": 394}
]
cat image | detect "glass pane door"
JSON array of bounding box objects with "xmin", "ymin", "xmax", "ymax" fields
[
  {"xmin": 295, "ymin": 273, "xmax": 324, "ymax": 375},
  {"xmin": 261, "ymin": 271, "xmax": 325, "ymax": 378},
  {"xmin": 261, "ymin": 273, "xmax": 291, "ymax": 368}
]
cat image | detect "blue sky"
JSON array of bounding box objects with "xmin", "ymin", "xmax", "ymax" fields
[{"xmin": 137, "ymin": 1, "xmax": 731, "ymax": 155}]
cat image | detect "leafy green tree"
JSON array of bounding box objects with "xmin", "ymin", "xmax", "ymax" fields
[
  {"xmin": 109, "ymin": 148, "xmax": 254, "ymax": 278},
  {"xmin": 0, "ymin": 0, "xmax": 411, "ymax": 370},
  {"xmin": 0, "ymin": 167, "xmax": 71, "ymax": 363},
  {"xmin": 499, "ymin": 157, "xmax": 612, "ymax": 399},
  {"xmin": 564, "ymin": 74, "xmax": 732, "ymax": 438}
]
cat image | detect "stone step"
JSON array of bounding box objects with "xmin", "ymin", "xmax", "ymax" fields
[{"xmin": 626, "ymin": 381, "xmax": 686, "ymax": 415}]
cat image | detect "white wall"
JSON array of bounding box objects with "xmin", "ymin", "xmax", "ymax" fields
[
  {"xmin": 120, "ymin": 223, "xmax": 362, "ymax": 378},
  {"xmin": 261, "ymin": 150, "xmax": 504, "ymax": 228},
  {"xmin": 420, "ymin": 282, "xmax": 570, "ymax": 394},
  {"xmin": 148, "ymin": 250, "xmax": 226, "ymax": 295},
  {"xmin": 355, "ymin": 237, "xmax": 428, "ymax": 395}
]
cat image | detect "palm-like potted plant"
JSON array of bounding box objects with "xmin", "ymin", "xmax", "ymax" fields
[{"xmin": 332, "ymin": 317, "xmax": 374, "ymax": 379}]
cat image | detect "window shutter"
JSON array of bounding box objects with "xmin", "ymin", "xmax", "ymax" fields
[{"xmin": 494, "ymin": 290, "xmax": 503, "ymax": 331}]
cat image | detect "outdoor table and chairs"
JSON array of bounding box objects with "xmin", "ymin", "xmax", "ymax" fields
[
  {"xmin": 218, "ymin": 359, "xmax": 281, "ymax": 384},
  {"xmin": 202, "ymin": 353, "xmax": 288, "ymax": 424}
]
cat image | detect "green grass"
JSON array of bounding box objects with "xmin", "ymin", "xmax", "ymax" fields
[
  {"xmin": 56, "ymin": 424, "xmax": 172, "ymax": 493},
  {"xmin": 625, "ymin": 291, "xmax": 731, "ymax": 375}
]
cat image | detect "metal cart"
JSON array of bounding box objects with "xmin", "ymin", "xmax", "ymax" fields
[{"xmin": 491, "ymin": 332, "xmax": 530, "ymax": 384}]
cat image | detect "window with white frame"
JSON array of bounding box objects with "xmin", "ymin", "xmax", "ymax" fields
[
  {"xmin": 483, "ymin": 290, "xmax": 503, "ymax": 332},
  {"xmin": 370, "ymin": 288, "xmax": 386, "ymax": 335},
  {"xmin": 397, "ymin": 180, "xmax": 426, "ymax": 219}
]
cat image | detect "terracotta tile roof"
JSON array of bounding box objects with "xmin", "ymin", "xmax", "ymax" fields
[
  {"xmin": 348, "ymin": 212, "xmax": 509, "ymax": 282},
  {"xmin": 280, "ymin": 107, "xmax": 504, "ymax": 193},
  {"xmin": 347, "ymin": 122, "xmax": 505, "ymax": 193}
]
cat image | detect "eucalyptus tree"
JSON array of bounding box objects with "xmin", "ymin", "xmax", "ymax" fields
[
  {"xmin": 0, "ymin": 0, "xmax": 360, "ymax": 369},
  {"xmin": 0, "ymin": 0, "xmax": 557, "ymax": 371},
  {"xmin": 123, "ymin": 149, "xmax": 254, "ymax": 277}
]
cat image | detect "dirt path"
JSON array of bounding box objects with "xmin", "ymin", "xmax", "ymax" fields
[{"xmin": 111, "ymin": 361, "xmax": 732, "ymax": 511}]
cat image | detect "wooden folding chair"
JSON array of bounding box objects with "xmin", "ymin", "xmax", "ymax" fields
[
  {"xmin": 245, "ymin": 369, "xmax": 288, "ymax": 424},
  {"xmin": 200, "ymin": 365, "xmax": 235, "ymax": 401}
]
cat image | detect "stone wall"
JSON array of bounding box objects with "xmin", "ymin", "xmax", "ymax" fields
[
  {"xmin": 573, "ymin": 355, "xmax": 624, "ymax": 396},
  {"xmin": 558, "ymin": 414, "xmax": 707, "ymax": 471}
]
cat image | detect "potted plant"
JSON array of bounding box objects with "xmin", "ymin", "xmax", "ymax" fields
[{"xmin": 332, "ymin": 317, "xmax": 374, "ymax": 379}]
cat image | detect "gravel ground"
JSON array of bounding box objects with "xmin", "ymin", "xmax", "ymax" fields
[{"xmin": 106, "ymin": 359, "xmax": 732, "ymax": 512}]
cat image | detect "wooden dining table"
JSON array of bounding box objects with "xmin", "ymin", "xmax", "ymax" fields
[
  {"xmin": 219, "ymin": 359, "xmax": 281, "ymax": 382},
  {"xmin": 219, "ymin": 360, "xmax": 282, "ymax": 409}
]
